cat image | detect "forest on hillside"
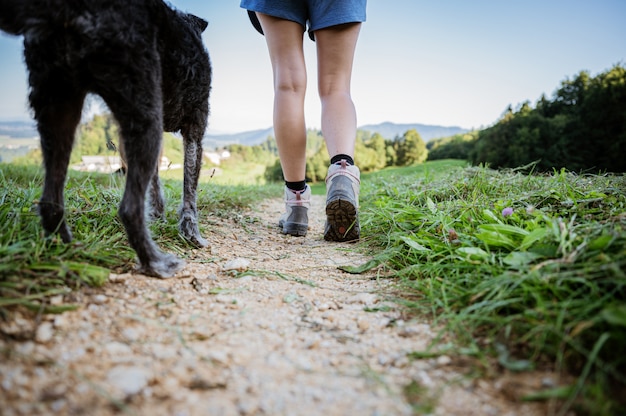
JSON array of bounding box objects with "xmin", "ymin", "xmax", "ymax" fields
[{"xmin": 428, "ymin": 64, "xmax": 626, "ymax": 173}]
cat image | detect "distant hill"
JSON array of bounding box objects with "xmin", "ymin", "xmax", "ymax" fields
[
  {"xmin": 203, "ymin": 122, "xmax": 469, "ymax": 149},
  {"xmin": 204, "ymin": 128, "xmax": 274, "ymax": 149},
  {"xmin": 359, "ymin": 122, "xmax": 468, "ymax": 141},
  {"xmin": 0, "ymin": 120, "xmax": 467, "ymax": 149},
  {"xmin": 0, "ymin": 121, "xmax": 38, "ymax": 139}
]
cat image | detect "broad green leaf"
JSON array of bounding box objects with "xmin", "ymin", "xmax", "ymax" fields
[
  {"xmin": 522, "ymin": 385, "xmax": 575, "ymax": 402},
  {"xmin": 601, "ymin": 304, "xmax": 626, "ymax": 327},
  {"xmin": 456, "ymin": 247, "xmax": 490, "ymax": 260},
  {"xmin": 339, "ymin": 258, "xmax": 382, "ymax": 274},
  {"xmin": 482, "ymin": 209, "xmax": 501, "ymax": 223},
  {"xmin": 479, "ymin": 223, "xmax": 529, "ymax": 238},
  {"xmin": 519, "ymin": 227, "xmax": 549, "ymax": 250},
  {"xmin": 503, "ymin": 251, "xmax": 543, "ymax": 267},
  {"xmin": 400, "ymin": 235, "xmax": 430, "ymax": 252},
  {"xmin": 426, "ymin": 197, "xmax": 437, "ymax": 214},
  {"xmin": 65, "ymin": 261, "xmax": 110, "ymax": 286},
  {"xmin": 588, "ymin": 234, "xmax": 613, "ymax": 251},
  {"xmin": 475, "ymin": 230, "xmax": 517, "ymax": 250}
]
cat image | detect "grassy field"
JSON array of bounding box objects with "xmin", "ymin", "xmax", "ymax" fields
[
  {"xmin": 0, "ymin": 162, "xmax": 277, "ymax": 313},
  {"xmin": 358, "ymin": 160, "xmax": 626, "ymax": 415},
  {"xmin": 1, "ymin": 159, "xmax": 625, "ymax": 414}
]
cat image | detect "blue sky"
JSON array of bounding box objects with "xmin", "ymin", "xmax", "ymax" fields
[{"xmin": 1, "ymin": 0, "xmax": 624, "ymax": 133}]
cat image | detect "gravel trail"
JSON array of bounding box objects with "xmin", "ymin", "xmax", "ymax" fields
[{"xmin": 0, "ymin": 195, "xmax": 552, "ymax": 415}]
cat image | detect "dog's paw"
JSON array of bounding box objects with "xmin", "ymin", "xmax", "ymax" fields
[
  {"xmin": 188, "ymin": 233, "xmax": 209, "ymax": 248},
  {"xmin": 179, "ymin": 212, "xmax": 209, "ymax": 248},
  {"xmin": 137, "ymin": 252, "xmax": 186, "ymax": 279}
]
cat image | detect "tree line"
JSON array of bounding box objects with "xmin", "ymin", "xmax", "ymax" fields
[
  {"xmin": 11, "ymin": 64, "xmax": 623, "ymax": 177},
  {"xmin": 261, "ymin": 128, "xmax": 429, "ymax": 183},
  {"xmin": 429, "ymin": 64, "xmax": 626, "ymax": 173}
]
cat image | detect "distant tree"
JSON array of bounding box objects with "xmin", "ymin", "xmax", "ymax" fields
[
  {"xmin": 385, "ymin": 140, "xmax": 397, "ymax": 166},
  {"xmin": 354, "ymin": 134, "xmax": 384, "ymax": 173},
  {"xmin": 395, "ymin": 129, "xmax": 427, "ymax": 166},
  {"xmin": 362, "ymin": 133, "xmax": 387, "ymax": 170},
  {"xmin": 12, "ymin": 147, "xmax": 42, "ymax": 165},
  {"xmin": 427, "ymin": 132, "xmax": 478, "ymax": 161},
  {"xmin": 72, "ymin": 113, "xmax": 120, "ymax": 163},
  {"xmin": 305, "ymin": 130, "xmax": 325, "ymax": 157},
  {"xmin": 264, "ymin": 159, "xmax": 283, "ymax": 182},
  {"xmin": 306, "ymin": 141, "xmax": 329, "ymax": 182}
]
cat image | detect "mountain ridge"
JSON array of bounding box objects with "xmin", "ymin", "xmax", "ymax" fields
[
  {"xmin": 359, "ymin": 122, "xmax": 468, "ymax": 141},
  {"xmin": 203, "ymin": 121, "xmax": 469, "ymax": 149},
  {"xmin": 0, "ymin": 120, "xmax": 470, "ymax": 148},
  {"xmin": 0, "ymin": 121, "xmax": 38, "ymax": 139}
]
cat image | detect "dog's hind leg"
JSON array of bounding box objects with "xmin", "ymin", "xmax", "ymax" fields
[
  {"xmin": 98, "ymin": 67, "xmax": 184, "ymax": 278},
  {"xmin": 29, "ymin": 80, "xmax": 86, "ymax": 243},
  {"xmin": 117, "ymin": 135, "xmax": 165, "ymax": 221},
  {"xmin": 147, "ymin": 147, "xmax": 166, "ymax": 221},
  {"xmin": 179, "ymin": 121, "xmax": 208, "ymax": 248}
]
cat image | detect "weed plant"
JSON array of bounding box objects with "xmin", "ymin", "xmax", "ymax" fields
[
  {"xmin": 0, "ymin": 163, "xmax": 276, "ymax": 317},
  {"xmin": 360, "ymin": 161, "xmax": 626, "ymax": 414}
]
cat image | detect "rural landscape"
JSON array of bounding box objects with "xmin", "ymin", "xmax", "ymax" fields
[{"xmin": 1, "ymin": 65, "xmax": 625, "ymax": 414}]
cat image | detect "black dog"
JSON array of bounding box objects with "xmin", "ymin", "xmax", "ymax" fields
[{"xmin": 0, "ymin": 0, "xmax": 212, "ymax": 278}]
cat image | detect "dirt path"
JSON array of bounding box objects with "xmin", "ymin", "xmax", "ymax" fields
[{"xmin": 0, "ymin": 195, "xmax": 553, "ymax": 415}]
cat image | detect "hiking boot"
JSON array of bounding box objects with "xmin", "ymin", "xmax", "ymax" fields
[
  {"xmin": 278, "ymin": 186, "xmax": 310, "ymax": 237},
  {"xmin": 324, "ymin": 160, "xmax": 360, "ymax": 242}
]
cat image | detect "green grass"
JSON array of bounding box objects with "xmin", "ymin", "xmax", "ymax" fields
[
  {"xmin": 2, "ymin": 159, "xmax": 625, "ymax": 413},
  {"xmin": 0, "ymin": 162, "xmax": 276, "ymax": 317},
  {"xmin": 359, "ymin": 161, "xmax": 626, "ymax": 415},
  {"xmin": 159, "ymin": 162, "xmax": 271, "ymax": 186}
]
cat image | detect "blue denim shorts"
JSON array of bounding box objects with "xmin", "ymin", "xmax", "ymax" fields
[{"xmin": 240, "ymin": 0, "xmax": 366, "ymax": 39}]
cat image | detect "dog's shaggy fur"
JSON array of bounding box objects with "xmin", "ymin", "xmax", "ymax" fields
[{"xmin": 0, "ymin": 0, "xmax": 212, "ymax": 277}]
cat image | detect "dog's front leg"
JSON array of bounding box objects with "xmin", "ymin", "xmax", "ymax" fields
[
  {"xmin": 30, "ymin": 78, "xmax": 86, "ymax": 243},
  {"xmin": 178, "ymin": 126, "xmax": 208, "ymax": 248},
  {"xmin": 100, "ymin": 63, "xmax": 185, "ymax": 278},
  {"xmin": 117, "ymin": 126, "xmax": 184, "ymax": 277},
  {"xmin": 147, "ymin": 163, "xmax": 166, "ymax": 221}
]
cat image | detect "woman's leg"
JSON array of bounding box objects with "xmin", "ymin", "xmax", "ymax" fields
[
  {"xmin": 315, "ymin": 23, "xmax": 362, "ymax": 159},
  {"xmin": 316, "ymin": 23, "xmax": 362, "ymax": 242},
  {"xmin": 256, "ymin": 13, "xmax": 307, "ymax": 182}
]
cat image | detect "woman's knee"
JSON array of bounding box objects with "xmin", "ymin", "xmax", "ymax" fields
[{"xmin": 275, "ymin": 68, "xmax": 307, "ymax": 95}]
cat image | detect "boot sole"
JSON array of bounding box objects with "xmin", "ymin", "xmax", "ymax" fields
[{"xmin": 324, "ymin": 199, "xmax": 360, "ymax": 242}]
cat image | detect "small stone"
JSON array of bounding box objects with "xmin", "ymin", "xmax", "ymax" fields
[
  {"xmin": 317, "ymin": 303, "xmax": 330, "ymax": 311},
  {"xmin": 107, "ymin": 366, "xmax": 151, "ymax": 396},
  {"xmin": 50, "ymin": 399, "xmax": 67, "ymax": 412},
  {"xmin": 357, "ymin": 319, "xmax": 370, "ymax": 332},
  {"xmin": 322, "ymin": 313, "xmax": 336, "ymax": 322},
  {"xmin": 223, "ymin": 258, "xmax": 251, "ymax": 272},
  {"xmin": 398, "ymin": 326, "xmax": 423, "ymax": 338},
  {"xmin": 35, "ymin": 322, "xmax": 54, "ymax": 343},
  {"xmin": 346, "ymin": 293, "xmax": 378, "ymax": 306},
  {"xmin": 104, "ymin": 341, "xmax": 133, "ymax": 356},
  {"xmin": 149, "ymin": 344, "xmax": 178, "ymax": 360},
  {"xmin": 53, "ymin": 315, "xmax": 69, "ymax": 329},
  {"xmin": 416, "ymin": 370, "xmax": 434, "ymax": 387},
  {"xmin": 15, "ymin": 341, "xmax": 35, "ymax": 357},
  {"xmin": 92, "ymin": 294, "xmax": 107, "ymax": 304},
  {"xmin": 49, "ymin": 295, "xmax": 64, "ymax": 306},
  {"xmin": 307, "ymin": 339, "xmax": 321, "ymax": 349},
  {"xmin": 109, "ymin": 273, "xmax": 131, "ymax": 283},
  {"xmin": 121, "ymin": 328, "xmax": 140, "ymax": 342},
  {"xmin": 41, "ymin": 383, "xmax": 68, "ymax": 401},
  {"xmin": 436, "ymin": 355, "xmax": 452, "ymax": 366},
  {"xmin": 378, "ymin": 353, "xmax": 394, "ymax": 366}
]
